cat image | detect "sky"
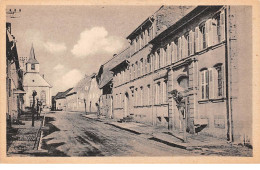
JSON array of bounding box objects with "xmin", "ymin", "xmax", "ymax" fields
[{"xmin": 7, "ymin": 5, "xmax": 160, "ymax": 95}]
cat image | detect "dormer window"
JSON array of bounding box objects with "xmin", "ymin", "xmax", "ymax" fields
[{"xmin": 31, "ymin": 64, "xmax": 35, "ymax": 70}]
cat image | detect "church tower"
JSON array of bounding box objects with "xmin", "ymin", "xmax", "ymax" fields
[
  {"xmin": 25, "ymin": 45, "xmax": 40, "ymax": 73},
  {"xmin": 23, "ymin": 44, "xmax": 52, "ymax": 108}
]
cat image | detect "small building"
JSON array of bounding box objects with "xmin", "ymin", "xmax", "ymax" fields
[
  {"xmin": 86, "ymin": 73, "xmax": 102, "ymax": 113},
  {"xmin": 53, "ymin": 88, "xmax": 73, "ymax": 111},
  {"xmin": 23, "ymin": 45, "xmax": 52, "ymax": 109},
  {"xmin": 96, "ymin": 48, "xmax": 130, "ymax": 118},
  {"xmin": 66, "ymin": 75, "xmax": 92, "ymax": 112}
]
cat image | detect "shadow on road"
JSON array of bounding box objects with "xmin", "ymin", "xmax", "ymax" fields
[{"xmin": 40, "ymin": 116, "xmax": 68, "ymax": 157}]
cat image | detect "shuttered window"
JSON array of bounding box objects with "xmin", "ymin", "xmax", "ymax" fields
[
  {"xmin": 201, "ymin": 69, "xmax": 209, "ymax": 100},
  {"xmin": 147, "ymin": 85, "xmax": 151, "ymax": 105},
  {"xmin": 195, "ymin": 27, "xmax": 200, "ymax": 52},
  {"xmin": 189, "ymin": 30, "xmax": 195, "ymax": 55},
  {"xmin": 200, "ymin": 24, "xmax": 206, "ymax": 49},
  {"xmin": 220, "ymin": 10, "xmax": 225, "ymax": 41},
  {"xmin": 178, "ymin": 37, "xmax": 182, "ymax": 60},
  {"xmin": 215, "ymin": 64, "xmax": 224, "ymax": 97}
]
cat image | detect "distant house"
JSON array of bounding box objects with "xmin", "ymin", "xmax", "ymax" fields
[
  {"xmin": 53, "ymin": 88, "xmax": 73, "ymax": 111},
  {"xmin": 96, "ymin": 47, "xmax": 130, "ymax": 118},
  {"xmin": 86, "ymin": 73, "xmax": 102, "ymax": 113},
  {"xmin": 66, "ymin": 75, "xmax": 92, "ymax": 112}
]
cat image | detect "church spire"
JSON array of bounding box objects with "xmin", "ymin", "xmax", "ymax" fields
[{"xmin": 27, "ymin": 44, "xmax": 39, "ymax": 64}]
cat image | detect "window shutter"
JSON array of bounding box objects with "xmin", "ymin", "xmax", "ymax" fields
[
  {"xmin": 167, "ymin": 44, "xmax": 170, "ymax": 65},
  {"xmin": 189, "ymin": 30, "xmax": 193, "ymax": 55},
  {"xmin": 160, "ymin": 48, "xmax": 164, "ymax": 67},
  {"xmin": 206, "ymin": 19, "xmax": 212, "ymax": 47},
  {"xmin": 178, "ymin": 37, "xmax": 182, "ymax": 60},
  {"xmin": 212, "ymin": 19, "xmax": 218, "ymax": 45},
  {"xmin": 198, "ymin": 27, "xmax": 202, "ymax": 51},
  {"xmin": 195, "ymin": 27, "xmax": 199, "ymax": 52},
  {"xmin": 220, "ymin": 10, "xmax": 226, "ymax": 41},
  {"xmin": 201, "ymin": 71, "xmax": 205, "ymax": 99},
  {"xmin": 221, "ymin": 65, "xmax": 225, "ymax": 97},
  {"xmin": 208, "ymin": 68, "xmax": 215, "ymax": 99},
  {"xmin": 182, "ymin": 35, "xmax": 187, "ymax": 58}
]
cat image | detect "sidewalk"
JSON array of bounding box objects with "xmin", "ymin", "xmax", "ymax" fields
[
  {"xmin": 7, "ymin": 113, "xmax": 46, "ymax": 156},
  {"xmin": 83, "ymin": 113, "xmax": 252, "ymax": 156}
]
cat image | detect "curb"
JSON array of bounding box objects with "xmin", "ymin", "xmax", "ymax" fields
[
  {"xmin": 105, "ymin": 122, "xmax": 142, "ymax": 135},
  {"xmin": 148, "ymin": 136, "xmax": 187, "ymax": 150}
]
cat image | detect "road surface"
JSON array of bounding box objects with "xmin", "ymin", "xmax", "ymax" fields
[{"xmin": 41, "ymin": 111, "xmax": 199, "ymax": 156}]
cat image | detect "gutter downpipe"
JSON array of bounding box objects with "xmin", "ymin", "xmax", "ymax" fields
[{"xmin": 225, "ymin": 5, "xmax": 234, "ymax": 142}]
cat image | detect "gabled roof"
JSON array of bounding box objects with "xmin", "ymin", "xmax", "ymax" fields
[
  {"xmin": 55, "ymin": 88, "xmax": 73, "ymax": 99},
  {"xmin": 26, "ymin": 45, "xmax": 39, "ymax": 64},
  {"xmin": 97, "ymin": 47, "xmax": 130, "ymax": 89}
]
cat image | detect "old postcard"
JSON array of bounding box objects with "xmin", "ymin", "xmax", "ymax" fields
[{"xmin": 0, "ymin": 0, "xmax": 260, "ymax": 164}]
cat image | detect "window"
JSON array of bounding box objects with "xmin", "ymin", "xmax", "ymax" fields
[
  {"xmin": 156, "ymin": 49, "xmax": 160, "ymax": 69},
  {"xmin": 147, "ymin": 55, "xmax": 151, "ymax": 73},
  {"xmin": 177, "ymin": 76, "xmax": 189, "ymax": 89},
  {"xmin": 177, "ymin": 37, "xmax": 182, "ymax": 60},
  {"xmin": 163, "ymin": 46, "xmax": 167, "ymax": 67},
  {"xmin": 185, "ymin": 33, "xmax": 190, "ymax": 56},
  {"xmin": 140, "ymin": 86, "xmax": 143, "ymax": 106},
  {"xmin": 147, "ymin": 84, "xmax": 151, "ymax": 105},
  {"xmin": 171, "ymin": 41, "xmax": 177, "ymax": 63},
  {"xmin": 200, "ymin": 24, "xmax": 206, "ymax": 49},
  {"xmin": 188, "ymin": 30, "xmax": 195, "ymax": 56},
  {"xmin": 140, "ymin": 58, "xmax": 143, "ymax": 76},
  {"xmin": 201, "ymin": 69, "xmax": 209, "ymax": 100},
  {"xmin": 183, "ymin": 33, "xmax": 189, "ymax": 58},
  {"xmin": 166, "ymin": 44, "xmax": 171, "ymax": 65},
  {"xmin": 31, "ymin": 64, "xmax": 35, "ymax": 70},
  {"xmin": 155, "ymin": 82, "xmax": 160, "ymax": 104},
  {"xmin": 215, "ymin": 64, "xmax": 224, "ymax": 97},
  {"xmin": 162, "ymin": 81, "xmax": 167, "ymax": 103}
]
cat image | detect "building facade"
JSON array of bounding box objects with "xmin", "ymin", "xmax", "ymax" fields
[
  {"xmin": 86, "ymin": 73, "xmax": 102, "ymax": 113},
  {"xmin": 23, "ymin": 45, "xmax": 52, "ymax": 109},
  {"xmin": 53, "ymin": 88, "xmax": 73, "ymax": 111},
  {"xmin": 66, "ymin": 75, "xmax": 92, "ymax": 112},
  {"xmin": 110, "ymin": 6, "xmax": 252, "ymax": 144},
  {"xmin": 6, "ymin": 22, "xmax": 25, "ymax": 124}
]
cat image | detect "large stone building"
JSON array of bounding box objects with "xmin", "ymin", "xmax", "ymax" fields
[
  {"xmin": 23, "ymin": 45, "xmax": 52, "ymax": 108},
  {"xmin": 110, "ymin": 6, "xmax": 252, "ymax": 145}
]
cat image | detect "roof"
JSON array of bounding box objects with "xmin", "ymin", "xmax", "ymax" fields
[
  {"xmin": 66, "ymin": 74, "xmax": 92, "ymax": 96},
  {"xmin": 55, "ymin": 88, "xmax": 73, "ymax": 99},
  {"xmin": 26, "ymin": 45, "xmax": 39, "ymax": 64},
  {"xmin": 150, "ymin": 6, "xmax": 222, "ymax": 44},
  {"xmin": 97, "ymin": 47, "xmax": 130, "ymax": 89},
  {"xmin": 23, "ymin": 73, "xmax": 52, "ymax": 87},
  {"xmin": 126, "ymin": 6, "xmax": 164, "ymax": 40}
]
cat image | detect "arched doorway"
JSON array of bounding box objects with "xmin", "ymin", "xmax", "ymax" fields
[{"xmin": 124, "ymin": 92, "xmax": 129, "ymax": 117}]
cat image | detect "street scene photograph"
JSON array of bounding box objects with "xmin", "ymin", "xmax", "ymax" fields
[{"xmin": 4, "ymin": 5, "xmax": 253, "ymax": 157}]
